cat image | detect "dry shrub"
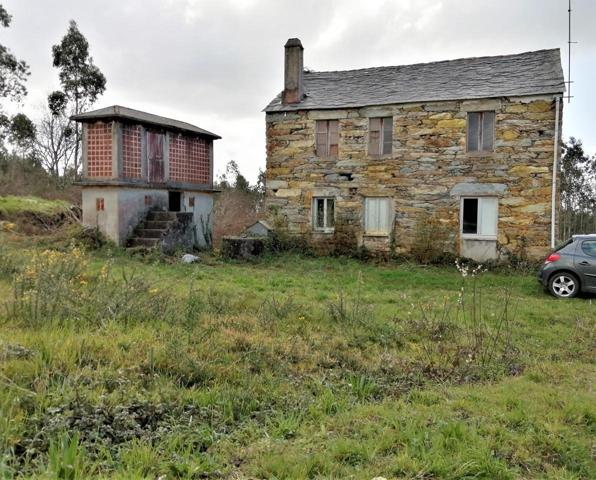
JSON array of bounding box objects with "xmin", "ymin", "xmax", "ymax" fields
[
  {"xmin": 410, "ymin": 210, "xmax": 452, "ymax": 264},
  {"xmin": 212, "ymin": 189, "xmax": 261, "ymax": 247}
]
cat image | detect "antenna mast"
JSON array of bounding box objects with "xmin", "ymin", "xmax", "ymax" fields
[{"xmin": 566, "ymin": 0, "xmax": 577, "ymax": 103}]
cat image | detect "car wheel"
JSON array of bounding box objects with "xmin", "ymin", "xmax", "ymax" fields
[{"xmin": 548, "ymin": 272, "xmax": 579, "ymax": 298}]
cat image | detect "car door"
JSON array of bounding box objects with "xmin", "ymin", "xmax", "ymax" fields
[{"xmin": 575, "ymin": 240, "xmax": 596, "ymax": 290}]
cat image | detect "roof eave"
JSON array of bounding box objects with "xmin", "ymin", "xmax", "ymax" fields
[
  {"xmin": 71, "ymin": 112, "xmax": 222, "ymax": 140},
  {"xmin": 264, "ymin": 89, "xmax": 566, "ymax": 113}
]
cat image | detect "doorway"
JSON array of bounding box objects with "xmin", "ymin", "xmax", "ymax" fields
[{"xmin": 169, "ymin": 191, "xmax": 181, "ymax": 212}]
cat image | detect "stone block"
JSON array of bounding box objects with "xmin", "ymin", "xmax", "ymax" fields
[
  {"xmin": 437, "ymin": 118, "xmax": 466, "ymax": 129},
  {"xmin": 527, "ymin": 100, "xmax": 552, "ymax": 113}
]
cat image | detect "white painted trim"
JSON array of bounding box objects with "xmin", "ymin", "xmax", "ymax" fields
[
  {"xmin": 551, "ymin": 95, "xmax": 561, "ymax": 248},
  {"xmin": 460, "ymin": 196, "xmax": 498, "ymax": 239}
]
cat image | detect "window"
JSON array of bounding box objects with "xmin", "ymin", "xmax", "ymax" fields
[
  {"xmin": 467, "ymin": 111, "xmax": 495, "ymax": 152},
  {"xmin": 581, "ymin": 240, "xmax": 596, "ymax": 257},
  {"xmin": 313, "ymin": 197, "xmax": 335, "ymax": 232},
  {"xmin": 461, "ymin": 197, "xmax": 498, "ymax": 238},
  {"xmin": 315, "ymin": 120, "xmax": 339, "ymax": 157},
  {"xmin": 364, "ymin": 197, "xmax": 392, "ymax": 235},
  {"xmin": 369, "ymin": 117, "xmax": 393, "ymax": 156},
  {"xmin": 96, "ymin": 198, "xmax": 105, "ymax": 211}
]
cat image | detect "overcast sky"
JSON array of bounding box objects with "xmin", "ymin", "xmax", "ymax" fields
[{"xmin": 2, "ymin": 0, "xmax": 595, "ymax": 183}]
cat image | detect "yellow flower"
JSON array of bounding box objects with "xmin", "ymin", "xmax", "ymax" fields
[{"xmin": 149, "ymin": 288, "xmax": 159, "ymax": 295}]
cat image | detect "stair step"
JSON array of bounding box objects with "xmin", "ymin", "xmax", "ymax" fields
[
  {"xmin": 148, "ymin": 211, "xmax": 177, "ymax": 221},
  {"xmin": 137, "ymin": 229, "xmax": 166, "ymax": 239},
  {"xmin": 145, "ymin": 220, "xmax": 171, "ymax": 230},
  {"xmin": 128, "ymin": 238, "xmax": 160, "ymax": 248}
]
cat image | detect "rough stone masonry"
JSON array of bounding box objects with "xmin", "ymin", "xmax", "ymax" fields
[{"xmin": 264, "ymin": 40, "xmax": 565, "ymax": 261}]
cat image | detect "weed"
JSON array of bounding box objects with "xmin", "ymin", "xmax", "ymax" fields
[{"xmin": 327, "ymin": 272, "xmax": 373, "ymax": 326}]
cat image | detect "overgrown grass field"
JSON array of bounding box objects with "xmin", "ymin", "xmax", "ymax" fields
[{"xmin": 0, "ymin": 231, "xmax": 594, "ymax": 479}]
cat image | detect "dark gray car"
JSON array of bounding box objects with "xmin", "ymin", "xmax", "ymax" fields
[{"xmin": 538, "ymin": 234, "xmax": 596, "ymax": 298}]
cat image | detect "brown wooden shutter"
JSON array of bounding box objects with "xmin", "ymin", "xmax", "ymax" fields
[
  {"xmin": 382, "ymin": 117, "xmax": 393, "ymax": 155},
  {"xmin": 316, "ymin": 120, "xmax": 328, "ymax": 156},
  {"xmin": 481, "ymin": 112, "xmax": 495, "ymax": 151},
  {"xmin": 328, "ymin": 120, "xmax": 339, "ymax": 157},
  {"xmin": 369, "ymin": 118, "xmax": 381, "ymax": 155}
]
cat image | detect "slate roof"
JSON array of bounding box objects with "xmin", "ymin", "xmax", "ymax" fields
[
  {"xmin": 264, "ymin": 49, "xmax": 565, "ymax": 112},
  {"xmin": 72, "ymin": 105, "xmax": 221, "ymax": 139}
]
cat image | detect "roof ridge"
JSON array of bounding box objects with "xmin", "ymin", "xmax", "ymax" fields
[{"xmin": 305, "ymin": 48, "xmax": 561, "ymax": 76}]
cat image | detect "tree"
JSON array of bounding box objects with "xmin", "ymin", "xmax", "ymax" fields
[
  {"xmin": 559, "ymin": 138, "xmax": 596, "ymax": 239},
  {"xmin": 8, "ymin": 113, "xmax": 35, "ymax": 155},
  {"xmin": 217, "ymin": 160, "xmax": 251, "ymax": 192},
  {"xmin": 0, "ymin": 3, "xmax": 30, "ymax": 151},
  {"xmin": 50, "ymin": 20, "xmax": 106, "ymax": 176},
  {"xmin": 35, "ymin": 107, "xmax": 75, "ymax": 177},
  {"xmin": 0, "ymin": 4, "xmax": 29, "ymax": 103}
]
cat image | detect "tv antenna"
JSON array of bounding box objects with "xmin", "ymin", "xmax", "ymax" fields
[{"xmin": 565, "ymin": 0, "xmax": 577, "ymax": 103}]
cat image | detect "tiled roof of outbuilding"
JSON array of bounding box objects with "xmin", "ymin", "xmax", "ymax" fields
[
  {"xmin": 264, "ymin": 49, "xmax": 565, "ymax": 112},
  {"xmin": 72, "ymin": 105, "xmax": 221, "ymax": 139}
]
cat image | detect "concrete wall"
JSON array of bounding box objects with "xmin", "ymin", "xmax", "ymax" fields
[
  {"xmin": 181, "ymin": 191, "xmax": 214, "ymax": 247},
  {"xmin": 82, "ymin": 187, "xmax": 214, "ymax": 247},
  {"xmin": 265, "ymin": 95, "xmax": 563, "ymax": 260}
]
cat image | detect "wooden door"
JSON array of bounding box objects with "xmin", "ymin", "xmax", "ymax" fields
[{"xmin": 147, "ymin": 131, "xmax": 164, "ymax": 183}]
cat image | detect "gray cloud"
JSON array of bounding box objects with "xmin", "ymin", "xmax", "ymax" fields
[{"xmin": 3, "ymin": 0, "xmax": 595, "ymax": 182}]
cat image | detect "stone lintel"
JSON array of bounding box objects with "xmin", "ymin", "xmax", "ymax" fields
[{"xmin": 450, "ymin": 183, "xmax": 508, "ymax": 197}]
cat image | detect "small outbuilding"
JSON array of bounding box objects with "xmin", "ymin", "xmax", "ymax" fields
[{"xmin": 73, "ymin": 105, "xmax": 220, "ymax": 249}]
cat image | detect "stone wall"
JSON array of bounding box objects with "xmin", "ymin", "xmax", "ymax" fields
[{"xmin": 264, "ymin": 95, "xmax": 562, "ymax": 259}]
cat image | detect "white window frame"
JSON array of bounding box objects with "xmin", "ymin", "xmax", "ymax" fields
[
  {"xmin": 312, "ymin": 197, "xmax": 335, "ymax": 233},
  {"xmin": 363, "ymin": 197, "xmax": 393, "ymax": 236},
  {"xmin": 460, "ymin": 196, "xmax": 498, "ymax": 240}
]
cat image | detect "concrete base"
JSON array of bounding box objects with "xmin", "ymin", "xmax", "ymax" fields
[
  {"xmin": 82, "ymin": 186, "xmax": 214, "ymax": 247},
  {"xmin": 460, "ymin": 239, "xmax": 497, "ymax": 262}
]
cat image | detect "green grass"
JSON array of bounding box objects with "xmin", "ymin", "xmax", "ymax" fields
[
  {"xmin": 0, "ymin": 233, "xmax": 594, "ymax": 479},
  {"xmin": 0, "ymin": 195, "xmax": 70, "ymax": 218}
]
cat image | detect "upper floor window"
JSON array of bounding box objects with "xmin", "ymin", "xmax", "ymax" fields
[
  {"xmin": 369, "ymin": 117, "xmax": 393, "ymax": 156},
  {"xmin": 315, "ymin": 120, "xmax": 339, "ymax": 158},
  {"xmin": 467, "ymin": 111, "xmax": 495, "ymax": 153},
  {"xmin": 461, "ymin": 197, "xmax": 498, "ymax": 239},
  {"xmin": 313, "ymin": 197, "xmax": 335, "ymax": 233}
]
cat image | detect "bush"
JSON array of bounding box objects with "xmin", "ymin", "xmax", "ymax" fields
[{"xmin": 409, "ymin": 211, "xmax": 451, "ymax": 264}]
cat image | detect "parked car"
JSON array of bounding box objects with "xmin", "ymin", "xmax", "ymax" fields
[{"xmin": 538, "ymin": 234, "xmax": 596, "ymax": 298}]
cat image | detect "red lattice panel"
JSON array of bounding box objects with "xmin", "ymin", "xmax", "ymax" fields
[
  {"xmin": 122, "ymin": 124, "xmax": 142, "ymax": 178},
  {"xmin": 86, "ymin": 122, "xmax": 112, "ymax": 177},
  {"xmin": 169, "ymin": 134, "xmax": 211, "ymax": 185}
]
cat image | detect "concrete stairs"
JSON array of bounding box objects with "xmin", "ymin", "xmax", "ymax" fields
[{"xmin": 127, "ymin": 211, "xmax": 179, "ymax": 248}]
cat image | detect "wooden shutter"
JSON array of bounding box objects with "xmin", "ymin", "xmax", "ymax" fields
[
  {"xmin": 369, "ymin": 118, "xmax": 381, "ymax": 155},
  {"xmin": 328, "ymin": 120, "xmax": 339, "ymax": 157},
  {"xmin": 382, "ymin": 117, "xmax": 393, "ymax": 155},
  {"xmin": 481, "ymin": 112, "xmax": 495, "ymax": 151},
  {"xmin": 147, "ymin": 131, "xmax": 165, "ymax": 182},
  {"xmin": 479, "ymin": 197, "xmax": 498, "ymax": 236},
  {"xmin": 326, "ymin": 199, "xmax": 335, "ymax": 228},
  {"xmin": 365, "ymin": 198, "xmax": 391, "ymax": 234},
  {"xmin": 316, "ymin": 121, "xmax": 328, "ymax": 156},
  {"xmin": 467, "ymin": 112, "xmax": 480, "ymax": 152}
]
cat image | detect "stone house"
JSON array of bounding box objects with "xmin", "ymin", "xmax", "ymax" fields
[
  {"xmin": 264, "ymin": 39, "xmax": 565, "ymax": 260},
  {"xmin": 73, "ymin": 106, "xmax": 219, "ymax": 249}
]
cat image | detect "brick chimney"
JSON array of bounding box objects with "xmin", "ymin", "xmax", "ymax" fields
[{"xmin": 282, "ymin": 38, "xmax": 304, "ymax": 105}]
